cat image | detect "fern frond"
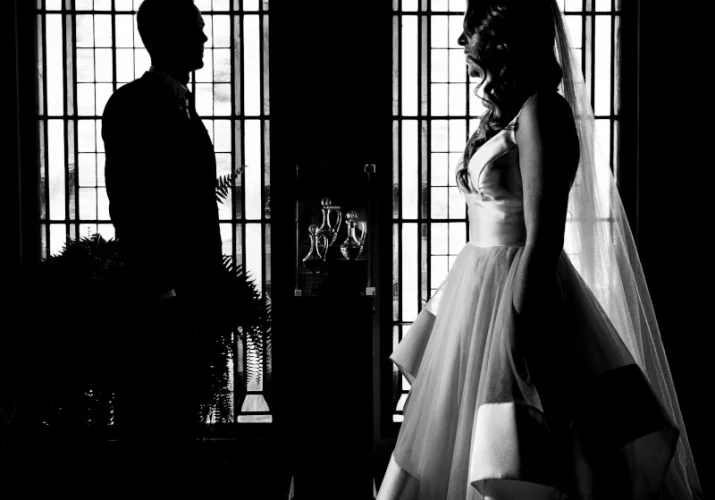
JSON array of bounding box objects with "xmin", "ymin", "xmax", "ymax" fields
[{"xmin": 215, "ymin": 174, "xmax": 234, "ymax": 203}]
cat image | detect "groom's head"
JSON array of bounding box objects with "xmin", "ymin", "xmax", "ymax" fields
[{"xmin": 137, "ymin": 0, "xmax": 208, "ymax": 73}]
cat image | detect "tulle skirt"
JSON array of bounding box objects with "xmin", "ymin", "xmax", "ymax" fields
[{"xmin": 389, "ymin": 243, "xmax": 679, "ymax": 500}]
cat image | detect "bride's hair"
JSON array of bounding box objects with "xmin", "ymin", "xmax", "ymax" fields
[{"xmin": 456, "ymin": 0, "xmax": 563, "ymax": 192}]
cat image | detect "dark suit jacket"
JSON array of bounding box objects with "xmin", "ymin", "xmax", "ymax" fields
[{"xmin": 102, "ymin": 71, "xmax": 223, "ymax": 316}]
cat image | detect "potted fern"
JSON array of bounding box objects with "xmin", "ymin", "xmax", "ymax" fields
[{"xmin": 0, "ymin": 173, "xmax": 271, "ymax": 444}]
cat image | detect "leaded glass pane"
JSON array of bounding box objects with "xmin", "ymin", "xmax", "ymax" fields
[{"xmin": 36, "ymin": 2, "xmax": 272, "ymax": 425}]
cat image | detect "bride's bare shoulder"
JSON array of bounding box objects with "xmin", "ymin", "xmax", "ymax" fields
[
  {"xmin": 516, "ymin": 91, "xmax": 578, "ymax": 155},
  {"xmin": 519, "ymin": 91, "xmax": 574, "ymax": 130},
  {"xmin": 514, "ymin": 90, "xmax": 580, "ymax": 182}
]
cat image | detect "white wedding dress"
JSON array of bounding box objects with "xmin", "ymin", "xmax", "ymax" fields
[{"xmin": 386, "ymin": 101, "xmax": 683, "ymax": 500}]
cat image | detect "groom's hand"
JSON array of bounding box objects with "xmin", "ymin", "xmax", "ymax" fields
[
  {"xmin": 156, "ymin": 293, "xmax": 199, "ymax": 341},
  {"xmin": 159, "ymin": 288, "xmax": 176, "ymax": 301}
]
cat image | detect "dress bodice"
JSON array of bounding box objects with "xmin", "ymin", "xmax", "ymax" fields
[{"xmin": 463, "ymin": 115, "xmax": 526, "ymax": 247}]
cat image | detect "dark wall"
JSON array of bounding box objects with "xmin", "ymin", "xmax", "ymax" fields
[
  {"xmin": 4, "ymin": 0, "xmax": 22, "ymax": 270},
  {"xmin": 638, "ymin": 2, "xmax": 710, "ymax": 494},
  {"xmin": 268, "ymin": 0, "xmax": 394, "ymax": 448},
  {"xmin": 7, "ymin": 0, "xmax": 41, "ymax": 268}
]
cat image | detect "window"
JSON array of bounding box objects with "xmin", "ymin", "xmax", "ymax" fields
[
  {"xmin": 391, "ymin": 0, "xmax": 623, "ymax": 422},
  {"xmin": 35, "ymin": 0, "xmax": 272, "ymax": 424}
]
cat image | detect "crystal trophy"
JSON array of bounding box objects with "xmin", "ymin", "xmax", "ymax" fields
[
  {"xmin": 302, "ymin": 224, "xmax": 328, "ymax": 272},
  {"xmin": 340, "ymin": 211, "xmax": 367, "ymax": 260},
  {"xmin": 316, "ymin": 197, "xmax": 342, "ymax": 258}
]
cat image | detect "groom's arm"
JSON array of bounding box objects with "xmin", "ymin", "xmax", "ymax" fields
[{"xmin": 103, "ymin": 91, "xmax": 186, "ymax": 297}]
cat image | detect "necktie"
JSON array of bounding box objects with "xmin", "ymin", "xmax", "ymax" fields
[{"xmin": 185, "ymin": 90, "xmax": 196, "ymax": 120}]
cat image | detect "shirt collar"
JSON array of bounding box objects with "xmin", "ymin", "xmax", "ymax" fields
[{"xmin": 148, "ymin": 65, "xmax": 190, "ymax": 101}]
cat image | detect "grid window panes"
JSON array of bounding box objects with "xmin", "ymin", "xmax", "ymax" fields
[
  {"xmin": 36, "ymin": 0, "xmax": 272, "ymax": 424},
  {"xmin": 391, "ymin": 0, "xmax": 622, "ymax": 422}
]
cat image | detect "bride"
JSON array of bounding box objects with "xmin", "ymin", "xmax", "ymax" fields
[{"xmin": 376, "ymin": 1, "xmax": 702, "ymax": 499}]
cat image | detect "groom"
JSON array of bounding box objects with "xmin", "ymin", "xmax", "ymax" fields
[{"xmin": 102, "ymin": 0, "xmax": 222, "ymax": 486}]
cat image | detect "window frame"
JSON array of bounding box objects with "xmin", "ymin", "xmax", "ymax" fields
[
  {"xmin": 31, "ymin": 0, "xmax": 274, "ymax": 431},
  {"xmin": 385, "ymin": 0, "xmax": 634, "ymax": 432}
]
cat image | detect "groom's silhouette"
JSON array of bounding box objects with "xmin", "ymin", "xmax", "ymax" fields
[{"xmin": 102, "ymin": 0, "xmax": 221, "ymax": 486}]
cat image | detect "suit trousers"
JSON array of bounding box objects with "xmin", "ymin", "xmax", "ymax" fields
[{"xmin": 115, "ymin": 294, "xmax": 202, "ymax": 491}]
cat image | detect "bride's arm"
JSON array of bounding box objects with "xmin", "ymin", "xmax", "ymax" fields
[{"xmin": 512, "ymin": 92, "xmax": 579, "ymax": 323}]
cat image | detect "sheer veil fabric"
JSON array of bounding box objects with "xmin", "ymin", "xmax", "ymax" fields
[{"xmin": 550, "ymin": 0, "xmax": 702, "ymax": 496}]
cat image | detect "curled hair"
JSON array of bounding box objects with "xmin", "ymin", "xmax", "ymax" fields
[{"xmin": 456, "ymin": 0, "xmax": 563, "ymax": 192}]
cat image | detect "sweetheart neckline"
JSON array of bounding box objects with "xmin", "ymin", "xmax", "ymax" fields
[{"xmin": 467, "ymin": 126, "xmax": 518, "ymax": 192}]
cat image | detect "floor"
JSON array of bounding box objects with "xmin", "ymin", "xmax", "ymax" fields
[{"xmin": 1, "ymin": 436, "xmax": 393, "ymax": 499}]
